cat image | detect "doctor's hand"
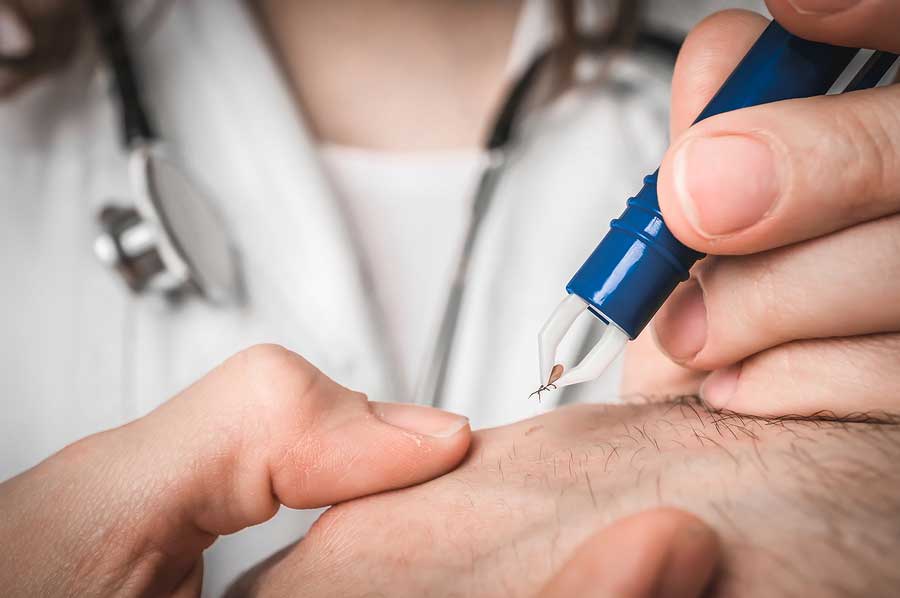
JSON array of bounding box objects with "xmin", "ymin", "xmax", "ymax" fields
[
  {"xmin": 623, "ymin": 2, "xmax": 900, "ymax": 416},
  {"xmin": 537, "ymin": 508, "xmax": 719, "ymax": 598},
  {"xmin": 0, "ymin": 344, "xmax": 471, "ymax": 598}
]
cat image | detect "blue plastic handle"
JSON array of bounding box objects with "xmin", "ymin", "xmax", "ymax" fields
[{"xmin": 566, "ymin": 22, "xmax": 858, "ymax": 339}]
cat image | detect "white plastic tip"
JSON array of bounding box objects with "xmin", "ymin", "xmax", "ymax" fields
[{"xmin": 537, "ymin": 294, "xmax": 629, "ymax": 389}]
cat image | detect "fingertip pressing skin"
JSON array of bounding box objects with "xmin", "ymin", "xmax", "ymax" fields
[
  {"xmin": 700, "ymin": 333, "xmax": 900, "ymax": 417},
  {"xmin": 101, "ymin": 343, "xmax": 473, "ymax": 547},
  {"xmin": 620, "ymin": 325, "xmax": 705, "ymax": 398},
  {"xmin": 223, "ymin": 347, "xmax": 472, "ymax": 515},
  {"xmin": 268, "ymin": 400, "xmax": 472, "ymax": 510},
  {"xmin": 538, "ymin": 508, "xmax": 720, "ymax": 598},
  {"xmin": 699, "ymin": 363, "xmax": 743, "ymax": 409}
]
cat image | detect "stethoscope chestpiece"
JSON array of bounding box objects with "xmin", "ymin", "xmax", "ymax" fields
[{"xmin": 93, "ymin": 143, "xmax": 242, "ymax": 305}]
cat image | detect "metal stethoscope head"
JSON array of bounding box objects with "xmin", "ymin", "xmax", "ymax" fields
[
  {"xmin": 93, "ymin": 142, "xmax": 241, "ymax": 303},
  {"xmin": 89, "ymin": 0, "xmax": 241, "ymax": 304}
]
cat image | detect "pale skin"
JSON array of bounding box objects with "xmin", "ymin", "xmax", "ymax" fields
[
  {"xmin": 226, "ymin": 393, "xmax": 900, "ymax": 598},
  {"xmin": 253, "ymin": 0, "xmax": 523, "ymax": 150},
  {"xmin": 0, "ymin": 349, "xmax": 717, "ymax": 598}
]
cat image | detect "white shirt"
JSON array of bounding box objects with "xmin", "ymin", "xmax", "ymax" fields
[{"xmin": 320, "ymin": 146, "xmax": 484, "ymax": 398}]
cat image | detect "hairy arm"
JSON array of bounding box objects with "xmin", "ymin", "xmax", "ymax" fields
[{"xmin": 231, "ymin": 398, "xmax": 900, "ymax": 598}]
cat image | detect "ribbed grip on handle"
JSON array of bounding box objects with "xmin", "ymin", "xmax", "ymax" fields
[
  {"xmin": 567, "ymin": 22, "xmax": 858, "ymax": 339},
  {"xmin": 567, "ymin": 172, "xmax": 702, "ymax": 337}
]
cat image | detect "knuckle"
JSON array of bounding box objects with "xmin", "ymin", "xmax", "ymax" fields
[
  {"xmin": 235, "ymin": 343, "xmax": 299, "ymax": 373},
  {"xmin": 831, "ymin": 90, "xmax": 900, "ymax": 219},
  {"xmin": 232, "ymin": 344, "xmax": 314, "ymax": 396},
  {"xmin": 222, "ymin": 344, "xmax": 331, "ymax": 431}
]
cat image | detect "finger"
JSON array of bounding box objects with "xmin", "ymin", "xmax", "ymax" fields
[
  {"xmin": 628, "ymin": 9, "xmax": 769, "ymax": 399},
  {"xmin": 538, "ymin": 508, "xmax": 719, "ymax": 598},
  {"xmin": 670, "ymin": 10, "xmax": 770, "ymax": 139},
  {"xmin": 653, "ymin": 215, "xmax": 900, "ymax": 370},
  {"xmin": 134, "ymin": 344, "xmax": 470, "ymax": 529},
  {"xmin": 223, "ymin": 542, "xmax": 296, "ymax": 598},
  {"xmin": 701, "ymin": 333, "xmax": 900, "ymax": 416},
  {"xmin": 765, "ymin": 0, "xmax": 900, "ymax": 53},
  {"xmin": 659, "ymin": 80, "xmax": 900, "ymax": 255},
  {"xmin": 8, "ymin": 345, "xmax": 470, "ymax": 594},
  {"xmin": 171, "ymin": 560, "xmax": 203, "ymax": 598}
]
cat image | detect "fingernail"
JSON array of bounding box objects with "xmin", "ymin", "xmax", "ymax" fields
[
  {"xmin": 372, "ymin": 402, "xmax": 469, "ymax": 438},
  {"xmin": 787, "ymin": 0, "xmax": 859, "ymax": 15},
  {"xmin": 700, "ymin": 364, "xmax": 742, "ymax": 408},
  {"xmin": 653, "ymin": 278, "xmax": 707, "ymax": 362},
  {"xmin": 675, "ymin": 134, "xmax": 780, "ymax": 238},
  {"xmin": 0, "ymin": 5, "xmax": 34, "ymax": 58}
]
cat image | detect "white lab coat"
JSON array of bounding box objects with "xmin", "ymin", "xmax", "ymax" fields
[{"xmin": 0, "ymin": 1, "xmax": 764, "ymax": 594}]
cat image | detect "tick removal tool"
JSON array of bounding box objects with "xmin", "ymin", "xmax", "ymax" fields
[{"xmin": 537, "ymin": 21, "xmax": 898, "ymax": 392}]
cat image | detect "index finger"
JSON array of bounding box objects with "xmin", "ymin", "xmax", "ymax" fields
[
  {"xmin": 766, "ymin": 0, "xmax": 900, "ymax": 53},
  {"xmin": 670, "ymin": 10, "xmax": 770, "ymax": 139}
]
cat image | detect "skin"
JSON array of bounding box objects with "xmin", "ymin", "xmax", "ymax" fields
[
  {"xmin": 0, "ymin": 346, "xmax": 472, "ymax": 597},
  {"xmin": 538, "ymin": 508, "xmax": 719, "ymax": 598},
  {"xmin": 0, "ymin": 350, "xmax": 714, "ymax": 598},
  {"xmin": 622, "ymin": 2, "xmax": 900, "ymax": 416},
  {"xmin": 229, "ymin": 398, "xmax": 900, "ymax": 597},
  {"xmin": 254, "ymin": 0, "xmax": 522, "ymax": 150}
]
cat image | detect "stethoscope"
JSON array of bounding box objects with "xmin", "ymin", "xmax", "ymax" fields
[
  {"xmin": 89, "ymin": 0, "xmax": 680, "ymax": 406},
  {"xmin": 90, "ymin": 0, "xmax": 240, "ymax": 304}
]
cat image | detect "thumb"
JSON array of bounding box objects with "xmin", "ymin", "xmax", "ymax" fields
[
  {"xmin": 135, "ymin": 344, "xmax": 471, "ymax": 529},
  {"xmin": 538, "ymin": 508, "xmax": 720, "ymax": 598},
  {"xmin": 0, "ymin": 344, "xmax": 470, "ymax": 597}
]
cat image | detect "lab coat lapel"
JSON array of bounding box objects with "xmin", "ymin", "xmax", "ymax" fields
[{"xmin": 134, "ymin": 0, "xmax": 397, "ymax": 397}]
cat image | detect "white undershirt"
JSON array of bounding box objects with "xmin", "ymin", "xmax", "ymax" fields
[
  {"xmin": 317, "ymin": 0, "xmax": 551, "ymax": 399},
  {"xmin": 319, "ymin": 147, "xmax": 485, "ymax": 397}
]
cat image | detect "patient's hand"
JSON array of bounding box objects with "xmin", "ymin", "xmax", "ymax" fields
[{"xmin": 231, "ymin": 400, "xmax": 900, "ymax": 597}]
